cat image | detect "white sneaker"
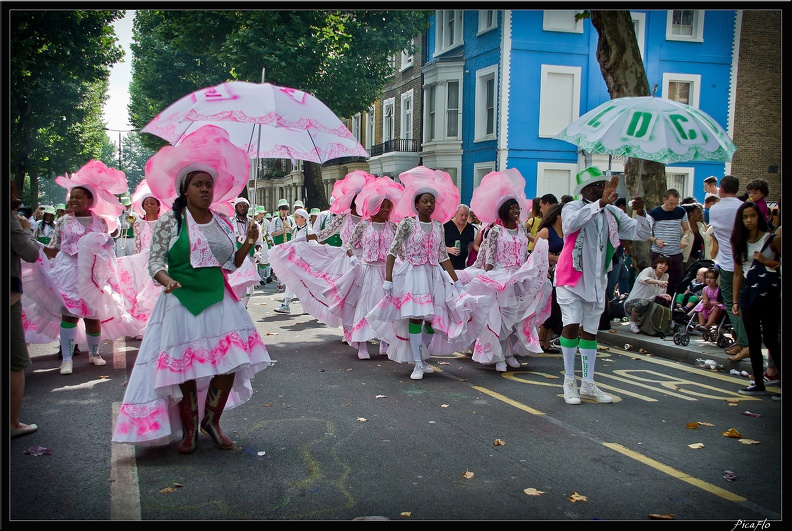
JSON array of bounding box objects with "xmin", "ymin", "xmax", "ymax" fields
[
  {"xmin": 358, "ymin": 349, "xmax": 370, "ymax": 360},
  {"xmin": 580, "ymin": 381, "xmax": 613, "ymax": 403},
  {"xmin": 60, "ymin": 360, "xmax": 73, "ymax": 375},
  {"xmin": 422, "ymin": 360, "xmax": 435, "ymax": 374},
  {"xmin": 274, "ymin": 304, "xmax": 291, "ymax": 314},
  {"xmin": 89, "ymin": 354, "xmax": 107, "ymax": 366},
  {"xmin": 495, "ymin": 361, "xmax": 507, "ymax": 372},
  {"xmin": 563, "ymin": 377, "xmax": 580, "ymax": 405},
  {"xmin": 410, "ymin": 363, "xmax": 425, "ymax": 380},
  {"xmin": 629, "ymin": 322, "xmax": 641, "ymax": 334},
  {"xmin": 506, "ymin": 356, "xmax": 521, "ymax": 368}
]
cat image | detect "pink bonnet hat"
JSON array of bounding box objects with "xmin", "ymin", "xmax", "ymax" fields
[
  {"xmin": 393, "ymin": 166, "xmax": 459, "ymax": 223},
  {"xmin": 329, "ymin": 170, "xmax": 377, "ymax": 214},
  {"xmin": 145, "ymin": 125, "xmax": 251, "ymax": 212},
  {"xmin": 131, "ymin": 179, "xmax": 171, "ymax": 218},
  {"xmin": 469, "ymin": 168, "xmax": 531, "ymax": 224},
  {"xmin": 356, "ymin": 176, "xmax": 405, "ymax": 222},
  {"xmin": 55, "ymin": 159, "xmax": 128, "ymax": 230}
]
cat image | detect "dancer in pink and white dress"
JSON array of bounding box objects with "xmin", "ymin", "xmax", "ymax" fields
[
  {"xmin": 366, "ymin": 167, "xmax": 487, "ymax": 380},
  {"xmin": 323, "ymin": 176, "xmax": 404, "ymax": 359},
  {"xmin": 115, "ymin": 179, "xmax": 170, "ymax": 333},
  {"xmin": 112, "ymin": 126, "xmax": 271, "ymax": 454},
  {"xmin": 457, "ymin": 169, "xmax": 552, "ymax": 372},
  {"xmin": 22, "ymin": 160, "xmax": 139, "ymax": 375}
]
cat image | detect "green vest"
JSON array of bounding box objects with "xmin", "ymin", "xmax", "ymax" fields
[
  {"xmin": 168, "ymin": 220, "xmax": 225, "ymax": 316},
  {"xmin": 321, "ymin": 215, "xmax": 342, "ymax": 247},
  {"xmin": 272, "ymin": 216, "xmax": 292, "ymax": 245}
]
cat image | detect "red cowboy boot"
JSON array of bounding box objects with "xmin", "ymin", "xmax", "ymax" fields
[
  {"xmin": 176, "ymin": 390, "xmax": 199, "ymax": 454},
  {"xmin": 200, "ymin": 386, "xmax": 234, "ymax": 449}
]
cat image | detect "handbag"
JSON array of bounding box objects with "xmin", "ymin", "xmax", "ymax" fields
[{"xmin": 739, "ymin": 234, "xmax": 780, "ymax": 307}]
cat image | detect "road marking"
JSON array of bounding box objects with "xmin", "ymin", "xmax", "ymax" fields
[{"xmin": 110, "ymin": 402, "xmax": 142, "ymax": 520}]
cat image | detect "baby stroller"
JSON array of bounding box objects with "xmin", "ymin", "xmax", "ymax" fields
[{"xmin": 670, "ymin": 259, "xmax": 733, "ymax": 347}]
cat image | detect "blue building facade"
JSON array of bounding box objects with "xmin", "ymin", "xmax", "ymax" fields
[{"xmin": 423, "ymin": 10, "xmax": 737, "ymax": 205}]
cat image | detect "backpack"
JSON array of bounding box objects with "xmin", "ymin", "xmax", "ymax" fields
[{"xmin": 638, "ymin": 302, "xmax": 672, "ymax": 337}]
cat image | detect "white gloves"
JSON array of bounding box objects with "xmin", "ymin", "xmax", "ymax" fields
[
  {"xmin": 349, "ymin": 256, "xmax": 360, "ymax": 267},
  {"xmin": 254, "ymin": 251, "xmax": 262, "ymax": 263},
  {"xmin": 382, "ymin": 280, "xmax": 393, "ymax": 296}
]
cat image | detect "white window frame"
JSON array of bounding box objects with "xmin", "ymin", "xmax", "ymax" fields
[
  {"xmin": 435, "ymin": 10, "xmax": 464, "ymax": 55},
  {"xmin": 422, "ymin": 61, "xmax": 464, "ymax": 143},
  {"xmin": 539, "ymin": 64, "xmax": 581, "ymax": 138},
  {"xmin": 537, "ymin": 162, "xmax": 579, "ymax": 198},
  {"xmin": 661, "ymin": 72, "xmax": 701, "ymax": 108},
  {"xmin": 630, "ymin": 11, "xmax": 646, "ymax": 61},
  {"xmin": 400, "ymin": 39, "xmax": 414, "ymax": 71},
  {"xmin": 446, "ymin": 80, "xmax": 460, "ymax": 138},
  {"xmin": 665, "ymin": 166, "xmax": 694, "ymax": 199},
  {"xmin": 351, "ymin": 113, "xmax": 362, "ymax": 143},
  {"xmin": 543, "ymin": 10, "xmax": 584, "ymax": 34},
  {"xmin": 383, "ymin": 98, "xmax": 395, "ymax": 143},
  {"xmin": 473, "ymin": 161, "xmax": 496, "ymax": 188},
  {"xmin": 400, "ymin": 90, "xmax": 414, "ymax": 140},
  {"xmin": 478, "ymin": 10, "xmax": 497, "ymax": 34},
  {"xmin": 666, "ymin": 10, "xmax": 705, "ymax": 43},
  {"xmin": 474, "ymin": 65, "xmax": 497, "ymax": 142},
  {"xmin": 365, "ymin": 105, "xmax": 376, "ymax": 151},
  {"xmin": 426, "ymin": 85, "xmax": 437, "ymax": 142},
  {"xmin": 387, "ymin": 54, "xmax": 397, "ymax": 75}
]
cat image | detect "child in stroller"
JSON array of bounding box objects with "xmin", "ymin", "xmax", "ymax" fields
[
  {"xmin": 671, "ymin": 260, "xmax": 733, "ymax": 347},
  {"xmin": 673, "ymin": 265, "xmax": 708, "ymax": 315},
  {"xmin": 692, "ymin": 268, "xmax": 725, "ymax": 333}
]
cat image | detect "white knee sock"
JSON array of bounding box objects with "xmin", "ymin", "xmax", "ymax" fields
[
  {"xmin": 578, "ymin": 338, "xmax": 598, "ymax": 383},
  {"xmin": 60, "ymin": 324, "xmax": 77, "ymax": 362},
  {"xmin": 379, "ymin": 341, "xmax": 388, "ymax": 355},
  {"xmin": 559, "ymin": 336, "xmax": 579, "ymax": 379},
  {"xmin": 409, "ymin": 332, "xmax": 423, "ymax": 363},
  {"xmin": 86, "ymin": 332, "xmax": 101, "ymax": 358}
]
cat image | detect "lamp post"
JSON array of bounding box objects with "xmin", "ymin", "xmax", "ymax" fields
[{"xmin": 104, "ymin": 128, "xmax": 136, "ymax": 170}]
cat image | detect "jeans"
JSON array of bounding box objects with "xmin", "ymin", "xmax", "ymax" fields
[
  {"xmin": 719, "ymin": 268, "xmax": 748, "ymax": 347},
  {"xmin": 740, "ymin": 297, "xmax": 781, "ymax": 388}
]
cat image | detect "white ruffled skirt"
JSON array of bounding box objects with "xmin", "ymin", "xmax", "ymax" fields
[{"xmin": 112, "ymin": 285, "xmax": 272, "ymax": 447}]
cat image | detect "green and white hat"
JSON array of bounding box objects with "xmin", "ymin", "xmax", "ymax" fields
[
  {"xmin": 255, "ymin": 205, "xmax": 266, "ymax": 214},
  {"xmin": 573, "ymin": 166, "xmax": 607, "ymax": 196},
  {"xmin": 42, "ymin": 205, "xmax": 56, "ymax": 215},
  {"xmin": 293, "ymin": 199, "xmax": 305, "ymax": 208},
  {"xmin": 310, "ymin": 207, "xmax": 321, "ymax": 216},
  {"xmin": 277, "ymin": 198, "xmax": 289, "ymax": 209},
  {"xmin": 55, "ymin": 203, "xmax": 67, "ymax": 211},
  {"xmin": 264, "ymin": 212, "xmax": 273, "ymax": 219},
  {"xmin": 120, "ymin": 194, "xmax": 133, "ymax": 206}
]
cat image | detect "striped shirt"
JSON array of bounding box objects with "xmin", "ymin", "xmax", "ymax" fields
[{"xmin": 648, "ymin": 205, "xmax": 688, "ymax": 256}]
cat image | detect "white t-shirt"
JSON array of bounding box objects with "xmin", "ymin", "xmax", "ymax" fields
[{"xmin": 708, "ymin": 196, "xmax": 743, "ymax": 271}]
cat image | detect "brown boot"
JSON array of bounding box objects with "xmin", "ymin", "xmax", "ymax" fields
[
  {"xmin": 200, "ymin": 385, "xmax": 234, "ymax": 449},
  {"xmin": 176, "ymin": 389, "xmax": 199, "ymax": 454},
  {"xmin": 728, "ymin": 346, "xmax": 750, "ymax": 362}
]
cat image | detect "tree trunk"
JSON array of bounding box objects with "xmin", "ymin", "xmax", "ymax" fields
[
  {"xmin": 302, "ymin": 162, "xmax": 328, "ymax": 210},
  {"xmin": 590, "ymin": 10, "xmax": 666, "ymax": 271}
]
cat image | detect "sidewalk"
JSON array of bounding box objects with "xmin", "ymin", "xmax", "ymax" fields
[{"xmin": 597, "ymin": 319, "xmax": 757, "ymax": 376}]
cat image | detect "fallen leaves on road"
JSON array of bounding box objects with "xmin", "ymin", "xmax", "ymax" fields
[
  {"xmin": 357, "ymin": 417, "xmax": 367, "ymax": 422},
  {"xmin": 265, "ymin": 331, "xmax": 279, "ymax": 335},
  {"xmin": 441, "ymin": 404, "xmax": 449, "ymax": 408},
  {"xmin": 400, "ymin": 512, "xmax": 411, "ymax": 517},
  {"xmin": 493, "ymin": 439, "xmax": 506, "ymax": 446},
  {"xmin": 648, "ymin": 513, "xmax": 675, "ymax": 520},
  {"xmin": 461, "ymin": 469, "xmax": 474, "ymax": 479},
  {"xmin": 738, "ymin": 438, "xmax": 760, "ymax": 445},
  {"xmin": 159, "ymin": 483, "xmax": 184, "ymax": 493},
  {"xmin": 375, "ymin": 395, "xmax": 387, "ymax": 399},
  {"xmin": 685, "ymin": 422, "xmax": 700, "ymax": 429},
  {"xmin": 722, "ymin": 428, "xmax": 742, "ymax": 438},
  {"xmin": 568, "ymin": 492, "xmax": 587, "ymax": 502},
  {"xmin": 23, "ymin": 446, "xmax": 52, "ymax": 456},
  {"xmin": 523, "ymin": 488, "xmax": 545, "ymax": 496},
  {"xmin": 639, "ymin": 348, "xmax": 649, "ymax": 354},
  {"xmin": 688, "ymin": 443, "xmax": 705, "ymax": 449}
]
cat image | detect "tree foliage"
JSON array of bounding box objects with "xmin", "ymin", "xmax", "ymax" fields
[
  {"xmin": 10, "ymin": 10, "xmax": 125, "ymax": 197},
  {"xmin": 128, "ymin": 10, "xmax": 430, "ymax": 207}
]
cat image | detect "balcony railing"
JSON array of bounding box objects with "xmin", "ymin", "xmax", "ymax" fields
[{"xmin": 369, "ymin": 138, "xmax": 419, "ymax": 157}]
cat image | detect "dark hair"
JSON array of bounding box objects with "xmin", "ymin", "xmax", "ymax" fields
[
  {"xmin": 173, "ymin": 171, "xmax": 204, "ymax": 233},
  {"xmin": 560, "ymin": 195, "xmax": 574, "ymax": 204},
  {"xmin": 746, "ymin": 179, "xmax": 769, "ymax": 196},
  {"xmin": 703, "ymin": 196, "xmax": 719, "ymax": 207},
  {"xmin": 652, "ymin": 254, "xmax": 672, "ymax": 268},
  {"xmin": 705, "ymin": 268, "xmax": 724, "ymax": 303},
  {"xmin": 703, "ymin": 176, "xmax": 718, "ymax": 184},
  {"xmin": 529, "ymin": 197, "xmax": 541, "ymax": 218},
  {"xmin": 730, "ymin": 201, "xmax": 770, "ymax": 264},
  {"xmin": 538, "ymin": 203, "xmax": 562, "ymax": 232},
  {"xmin": 663, "ymin": 188, "xmax": 681, "ymax": 200},
  {"xmin": 719, "ymin": 175, "xmax": 740, "ymax": 194},
  {"xmin": 540, "ymin": 193, "xmax": 558, "ymax": 205},
  {"xmin": 498, "ymin": 198, "xmax": 519, "ymax": 223},
  {"xmin": 142, "ymin": 196, "xmax": 161, "ymax": 208},
  {"xmin": 414, "ymin": 191, "xmax": 435, "ymax": 208},
  {"xmin": 614, "ymin": 197, "xmax": 627, "ymax": 208},
  {"xmin": 737, "ymin": 192, "xmax": 749, "ymax": 202},
  {"xmin": 681, "ymin": 196, "xmax": 697, "ymax": 205},
  {"xmin": 683, "ymin": 203, "xmax": 702, "ymax": 216}
]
